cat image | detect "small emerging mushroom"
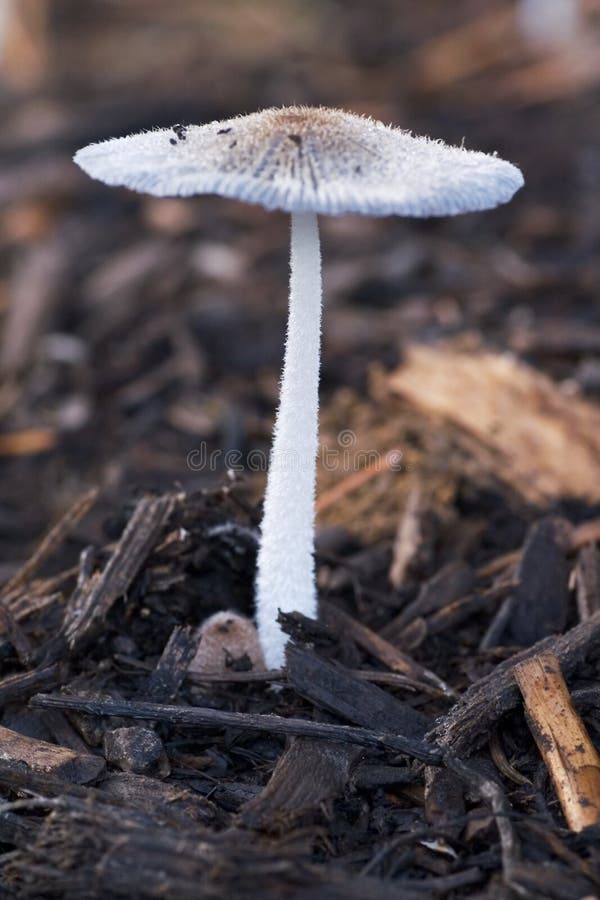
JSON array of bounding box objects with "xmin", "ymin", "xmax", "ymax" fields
[
  {"xmin": 189, "ymin": 611, "xmax": 265, "ymax": 674},
  {"xmin": 74, "ymin": 106, "xmax": 523, "ymax": 668}
]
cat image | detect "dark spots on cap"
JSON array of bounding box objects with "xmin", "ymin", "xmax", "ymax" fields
[
  {"xmin": 230, "ymin": 652, "xmax": 253, "ymax": 672},
  {"xmin": 218, "ymin": 127, "xmax": 232, "ymax": 134},
  {"xmin": 229, "ymin": 140, "xmax": 237, "ymax": 148},
  {"xmin": 574, "ymin": 743, "xmax": 585, "ymax": 753},
  {"xmin": 172, "ymin": 124, "xmax": 188, "ymax": 142},
  {"xmin": 169, "ymin": 138, "xmax": 177, "ymax": 146},
  {"xmin": 355, "ymin": 165, "xmax": 362, "ymax": 174},
  {"xmin": 288, "ymin": 134, "xmax": 302, "ymax": 146}
]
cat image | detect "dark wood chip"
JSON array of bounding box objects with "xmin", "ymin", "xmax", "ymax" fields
[
  {"xmin": 575, "ymin": 544, "xmax": 600, "ymax": 620},
  {"xmin": 382, "ymin": 560, "xmax": 475, "ymax": 643},
  {"xmin": 145, "ymin": 624, "xmax": 196, "ymax": 701},
  {"xmin": 285, "ymin": 644, "xmax": 430, "ymax": 738},
  {"xmin": 504, "ymin": 517, "xmax": 571, "ymax": 646},
  {"xmin": 240, "ymin": 738, "xmax": 361, "ymax": 828},
  {"xmin": 38, "ymin": 493, "xmax": 179, "ymax": 663},
  {"xmin": 0, "ymin": 663, "xmax": 63, "ymax": 707}
]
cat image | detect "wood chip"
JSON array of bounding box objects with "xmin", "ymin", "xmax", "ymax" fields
[
  {"xmin": 239, "ymin": 738, "xmax": 360, "ymax": 828},
  {"xmin": 514, "ymin": 652, "xmax": 600, "ymax": 832},
  {"xmin": 0, "ymin": 428, "xmax": 56, "ymax": 457},
  {"xmin": 285, "ymin": 644, "xmax": 429, "ymax": 738},
  {"xmin": 0, "ymin": 598, "xmax": 34, "ymax": 664},
  {"xmin": 0, "ymin": 725, "xmax": 104, "ymax": 784},
  {"xmin": 63, "ymin": 493, "xmax": 179, "ymax": 652},
  {"xmin": 145, "ymin": 624, "xmax": 196, "ymax": 701},
  {"xmin": 0, "ymin": 0, "xmax": 49, "ymax": 90},
  {"xmin": 0, "ymin": 237, "xmax": 66, "ymax": 379},
  {"xmin": 388, "ymin": 343, "xmax": 600, "ymax": 503},
  {"xmin": 389, "ymin": 483, "xmax": 424, "ymax": 589},
  {"xmin": 98, "ymin": 772, "xmax": 219, "ymax": 827},
  {"xmin": 424, "ymin": 766, "xmax": 466, "ymax": 839},
  {"xmin": 0, "ymin": 663, "xmax": 62, "ymax": 707},
  {"xmin": 408, "ymin": 7, "xmax": 515, "ymax": 93},
  {"xmin": 575, "ymin": 544, "xmax": 600, "ymax": 620},
  {"xmin": 505, "ymin": 517, "xmax": 571, "ymax": 646}
]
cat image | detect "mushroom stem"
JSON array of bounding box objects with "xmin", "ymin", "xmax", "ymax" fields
[{"xmin": 255, "ymin": 210, "xmax": 322, "ymax": 668}]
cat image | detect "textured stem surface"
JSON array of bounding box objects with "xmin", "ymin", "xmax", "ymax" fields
[{"xmin": 255, "ymin": 211, "xmax": 322, "ymax": 668}]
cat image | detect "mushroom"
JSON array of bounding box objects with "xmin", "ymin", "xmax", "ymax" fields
[
  {"xmin": 74, "ymin": 106, "xmax": 524, "ymax": 668},
  {"xmin": 189, "ymin": 611, "xmax": 266, "ymax": 674}
]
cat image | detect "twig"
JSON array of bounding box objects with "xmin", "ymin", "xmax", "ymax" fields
[
  {"xmin": 316, "ymin": 445, "xmax": 404, "ymax": 514},
  {"xmin": 446, "ymin": 756, "xmax": 520, "ymax": 890},
  {"xmin": 389, "ymin": 483, "xmax": 423, "ymax": 589},
  {"xmin": 322, "ymin": 600, "xmax": 456, "ymax": 698},
  {"xmin": 30, "ymin": 693, "xmax": 443, "ymax": 764}
]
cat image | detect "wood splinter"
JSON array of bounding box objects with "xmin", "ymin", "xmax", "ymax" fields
[{"xmin": 514, "ymin": 652, "xmax": 600, "ymax": 832}]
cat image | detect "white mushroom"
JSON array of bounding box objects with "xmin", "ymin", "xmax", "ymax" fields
[{"xmin": 74, "ymin": 106, "xmax": 524, "ymax": 668}]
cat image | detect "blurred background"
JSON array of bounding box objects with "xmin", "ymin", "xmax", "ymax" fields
[{"xmin": 0, "ymin": 0, "xmax": 599, "ymax": 568}]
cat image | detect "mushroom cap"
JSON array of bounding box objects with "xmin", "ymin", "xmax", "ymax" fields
[
  {"xmin": 189, "ymin": 611, "xmax": 266, "ymax": 674},
  {"xmin": 74, "ymin": 105, "xmax": 523, "ymax": 217}
]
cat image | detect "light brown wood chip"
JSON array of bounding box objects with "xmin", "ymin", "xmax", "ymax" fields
[
  {"xmin": 514, "ymin": 652, "xmax": 600, "ymax": 832},
  {"xmin": 388, "ymin": 344, "xmax": 600, "ymax": 504}
]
